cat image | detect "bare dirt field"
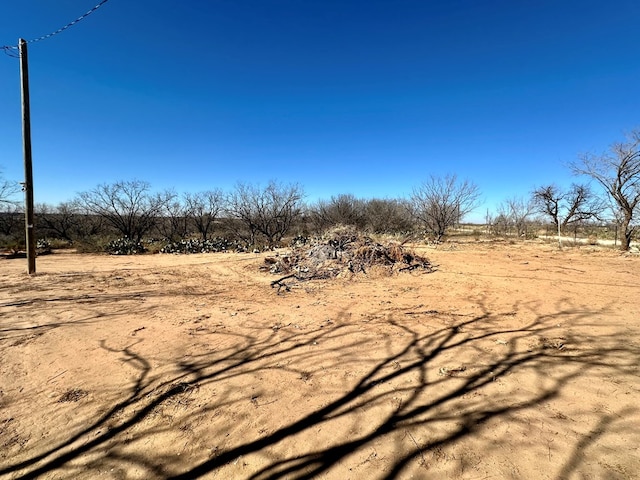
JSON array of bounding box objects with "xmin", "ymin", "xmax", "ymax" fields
[{"xmin": 1, "ymin": 241, "xmax": 639, "ymax": 479}]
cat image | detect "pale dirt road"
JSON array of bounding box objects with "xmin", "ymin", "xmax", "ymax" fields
[{"xmin": 1, "ymin": 241, "xmax": 639, "ymax": 479}]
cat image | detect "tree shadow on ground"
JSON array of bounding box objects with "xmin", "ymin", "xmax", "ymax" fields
[
  {"xmin": 0, "ymin": 286, "xmax": 217, "ymax": 341},
  {"xmin": 0, "ymin": 299, "xmax": 638, "ymax": 479}
]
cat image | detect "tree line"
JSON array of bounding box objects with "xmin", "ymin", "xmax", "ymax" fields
[
  {"xmin": 0, "ymin": 176, "xmax": 480, "ymax": 251},
  {"xmin": 1, "ymin": 129, "xmax": 639, "ymax": 251}
]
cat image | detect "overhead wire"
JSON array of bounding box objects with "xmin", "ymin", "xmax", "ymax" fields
[
  {"xmin": 2, "ymin": 0, "xmax": 110, "ymax": 57},
  {"xmin": 2, "ymin": 47, "xmax": 20, "ymax": 58}
]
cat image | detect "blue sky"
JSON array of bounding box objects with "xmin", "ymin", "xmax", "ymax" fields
[{"xmin": 1, "ymin": 0, "xmax": 639, "ymax": 221}]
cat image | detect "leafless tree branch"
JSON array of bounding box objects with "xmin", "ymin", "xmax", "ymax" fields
[
  {"xmin": 570, "ymin": 129, "xmax": 640, "ymax": 250},
  {"xmin": 408, "ymin": 175, "xmax": 481, "ymax": 241}
]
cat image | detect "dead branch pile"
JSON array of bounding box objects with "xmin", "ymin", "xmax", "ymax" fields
[{"xmin": 264, "ymin": 227, "xmax": 435, "ymax": 291}]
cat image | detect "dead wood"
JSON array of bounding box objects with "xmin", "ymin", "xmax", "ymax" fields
[{"xmin": 263, "ymin": 230, "xmax": 434, "ymax": 291}]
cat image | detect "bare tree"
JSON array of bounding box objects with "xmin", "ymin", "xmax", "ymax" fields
[
  {"xmin": 308, "ymin": 194, "xmax": 366, "ymax": 232},
  {"xmin": 0, "ymin": 171, "xmax": 23, "ymax": 249},
  {"xmin": 76, "ymin": 180, "xmax": 170, "ymax": 241},
  {"xmin": 409, "ymin": 175, "xmax": 481, "ymax": 241},
  {"xmin": 0, "ymin": 170, "xmax": 20, "ymax": 207},
  {"xmin": 571, "ymin": 129, "xmax": 640, "ymax": 250},
  {"xmin": 226, "ymin": 181, "xmax": 304, "ymax": 247},
  {"xmin": 0, "ymin": 204, "xmax": 23, "ymax": 238},
  {"xmin": 36, "ymin": 202, "xmax": 81, "ymax": 242},
  {"xmin": 532, "ymin": 184, "xmax": 603, "ymax": 247},
  {"xmin": 71, "ymin": 201, "xmax": 106, "ymax": 239},
  {"xmin": 496, "ymin": 196, "xmax": 536, "ymax": 237},
  {"xmin": 489, "ymin": 213, "xmax": 510, "ymax": 236},
  {"xmin": 156, "ymin": 192, "xmax": 189, "ymax": 242},
  {"xmin": 363, "ymin": 198, "xmax": 414, "ymax": 234},
  {"xmin": 184, "ymin": 190, "xmax": 225, "ymax": 240}
]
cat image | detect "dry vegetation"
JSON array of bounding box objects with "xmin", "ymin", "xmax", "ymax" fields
[
  {"xmin": 265, "ymin": 228, "xmax": 434, "ymax": 292},
  {"xmin": 0, "ymin": 239, "xmax": 639, "ymax": 479}
]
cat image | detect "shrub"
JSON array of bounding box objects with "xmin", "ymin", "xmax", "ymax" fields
[
  {"xmin": 36, "ymin": 239, "xmax": 52, "ymax": 255},
  {"xmin": 106, "ymin": 237, "xmax": 146, "ymax": 255},
  {"xmin": 75, "ymin": 237, "xmax": 109, "ymax": 253},
  {"xmin": 36, "ymin": 239, "xmax": 51, "ymax": 250},
  {"xmin": 0, "ymin": 234, "xmax": 24, "ymax": 252},
  {"xmin": 160, "ymin": 237, "xmax": 242, "ymax": 254}
]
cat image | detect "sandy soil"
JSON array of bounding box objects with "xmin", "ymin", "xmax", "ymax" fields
[{"xmin": 1, "ymin": 241, "xmax": 639, "ymax": 480}]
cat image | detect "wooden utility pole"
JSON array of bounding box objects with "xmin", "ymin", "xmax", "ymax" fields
[{"xmin": 19, "ymin": 38, "xmax": 36, "ymax": 274}]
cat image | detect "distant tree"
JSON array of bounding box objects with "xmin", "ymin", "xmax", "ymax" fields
[
  {"xmin": 156, "ymin": 192, "xmax": 190, "ymax": 242},
  {"xmin": 36, "ymin": 202, "xmax": 81, "ymax": 242},
  {"xmin": 309, "ymin": 194, "xmax": 366, "ymax": 232},
  {"xmin": 363, "ymin": 198, "xmax": 414, "ymax": 233},
  {"xmin": 71, "ymin": 201, "xmax": 106, "ymax": 239},
  {"xmin": 184, "ymin": 189, "xmax": 225, "ymax": 240},
  {"xmin": 532, "ymin": 184, "xmax": 603, "ymax": 247},
  {"xmin": 0, "ymin": 170, "xmax": 22, "ymax": 248},
  {"xmin": 0, "ymin": 170, "xmax": 20, "ymax": 207},
  {"xmin": 496, "ymin": 196, "xmax": 536, "ymax": 237},
  {"xmin": 489, "ymin": 213, "xmax": 510, "ymax": 236},
  {"xmin": 571, "ymin": 129, "xmax": 640, "ymax": 250},
  {"xmin": 226, "ymin": 181, "xmax": 304, "ymax": 247},
  {"xmin": 0, "ymin": 204, "xmax": 22, "ymax": 237},
  {"xmin": 409, "ymin": 175, "xmax": 481, "ymax": 241},
  {"xmin": 76, "ymin": 180, "xmax": 170, "ymax": 241}
]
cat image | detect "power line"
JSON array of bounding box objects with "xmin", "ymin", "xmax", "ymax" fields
[
  {"xmin": 3, "ymin": 47, "xmax": 20, "ymax": 58},
  {"xmin": 2, "ymin": 0, "xmax": 110, "ymax": 57}
]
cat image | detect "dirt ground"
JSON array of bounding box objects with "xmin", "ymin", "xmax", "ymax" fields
[{"xmin": 1, "ymin": 240, "xmax": 639, "ymax": 480}]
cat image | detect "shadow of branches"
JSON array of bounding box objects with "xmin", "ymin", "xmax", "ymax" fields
[{"xmin": 1, "ymin": 298, "xmax": 638, "ymax": 479}]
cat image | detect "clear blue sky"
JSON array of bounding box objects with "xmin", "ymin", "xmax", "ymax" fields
[{"xmin": 1, "ymin": 0, "xmax": 639, "ymax": 221}]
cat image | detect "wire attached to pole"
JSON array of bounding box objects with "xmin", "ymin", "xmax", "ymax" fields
[{"xmin": 2, "ymin": 0, "xmax": 110, "ymax": 57}]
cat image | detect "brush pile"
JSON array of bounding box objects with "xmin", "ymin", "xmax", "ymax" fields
[{"xmin": 265, "ymin": 227, "xmax": 434, "ymax": 291}]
